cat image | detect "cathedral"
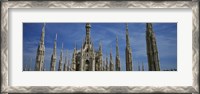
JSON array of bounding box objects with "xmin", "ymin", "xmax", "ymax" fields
[{"xmin": 33, "ymin": 23, "xmax": 160, "ymax": 71}]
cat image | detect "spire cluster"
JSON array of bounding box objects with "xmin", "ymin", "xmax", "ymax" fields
[{"xmin": 32, "ymin": 23, "xmax": 160, "ymax": 71}]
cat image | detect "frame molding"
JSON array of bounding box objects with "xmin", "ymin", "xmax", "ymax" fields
[{"xmin": 1, "ymin": 1, "xmax": 199, "ymax": 93}]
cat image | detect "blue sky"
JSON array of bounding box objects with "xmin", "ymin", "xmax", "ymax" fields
[{"xmin": 23, "ymin": 23, "xmax": 177, "ymax": 71}]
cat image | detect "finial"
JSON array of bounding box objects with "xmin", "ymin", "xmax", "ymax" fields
[
  {"xmin": 116, "ymin": 33, "xmax": 119, "ymax": 46},
  {"xmin": 66, "ymin": 49, "xmax": 68, "ymax": 60},
  {"xmin": 86, "ymin": 23, "xmax": 91, "ymax": 28},
  {"xmin": 30, "ymin": 57, "xmax": 32, "ymax": 63},
  {"xmin": 66, "ymin": 49, "xmax": 68, "ymax": 55},
  {"xmin": 99, "ymin": 40, "xmax": 102, "ymax": 49},
  {"xmin": 99, "ymin": 40, "xmax": 101, "ymax": 46},
  {"xmin": 116, "ymin": 34, "xmax": 118, "ymax": 42},
  {"xmin": 42, "ymin": 23, "xmax": 46, "ymax": 31},
  {"xmin": 55, "ymin": 33, "xmax": 57, "ymax": 41},
  {"xmin": 81, "ymin": 39, "xmax": 84, "ymax": 48},
  {"xmin": 68, "ymin": 54, "xmax": 70, "ymax": 64},
  {"xmin": 126, "ymin": 23, "xmax": 128, "ymax": 30},
  {"xmin": 74, "ymin": 41, "xmax": 77, "ymax": 49},
  {"xmin": 106, "ymin": 51, "xmax": 108, "ymax": 57},
  {"xmin": 62, "ymin": 42, "xmax": 64, "ymax": 49},
  {"xmin": 110, "ymin": 44, "xmax": 112, "ymax": 53},
  {"xmin": 147, "ymin": 23, "xmax": 152, "ymax": 29}
]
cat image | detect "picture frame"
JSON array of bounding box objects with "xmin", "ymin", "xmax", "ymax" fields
[{"xmin": 1, "ymin": 1, "xmax": 199, "ymax": 93}]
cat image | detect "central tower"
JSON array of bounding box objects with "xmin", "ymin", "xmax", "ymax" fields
[
  {"xmin": 85, "ymin": 23, "xmax": 91, "ymax": 45},
  {"xmin": 78, "ymin": 23, "xmax": 95, "ymax": 71}
]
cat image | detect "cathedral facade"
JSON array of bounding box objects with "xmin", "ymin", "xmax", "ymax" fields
[
  {"xmin": 72, "ymin": 23, "xmax": 101, "ymax": 71},
  {"xmin": 33, "ymin": 23, "xmax": 160, "ymax": 71}
]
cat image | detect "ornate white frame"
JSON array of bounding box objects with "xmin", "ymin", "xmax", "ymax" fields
[{"xmin": 1, "ymin": 1, "xmax": 199, "ymax": 94}]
